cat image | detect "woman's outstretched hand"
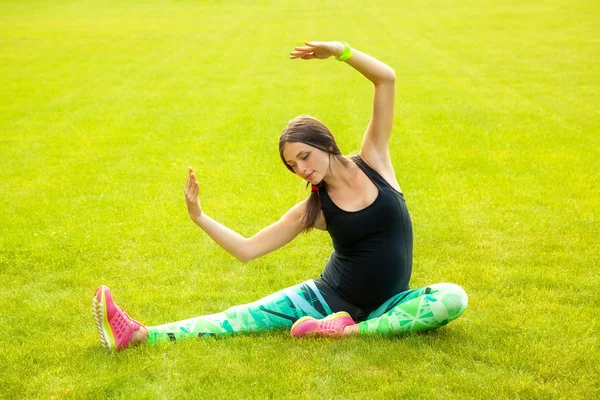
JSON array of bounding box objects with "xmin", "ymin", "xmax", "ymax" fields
[
  {"xmin": 185, "ymin": 167, "xmax": 202, "ymax": 222},
  {"xmin": 289, "ymin": 41, "xmax": 344, "ymax": 60}
]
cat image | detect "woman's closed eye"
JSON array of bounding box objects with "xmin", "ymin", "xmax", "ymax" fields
[{"xmin": 287, "ymin": 153, "xmax": 309, "ymax": 168}]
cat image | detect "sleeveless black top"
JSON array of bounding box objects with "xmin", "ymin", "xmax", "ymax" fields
[{"xmin": 319, "ymin": 155, "xmax": 413, "ymax": 308}]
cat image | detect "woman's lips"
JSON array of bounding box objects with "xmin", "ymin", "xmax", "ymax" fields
[{"xmin": 307, "ymin": 172, "xmax": 314, "ymax": 179}]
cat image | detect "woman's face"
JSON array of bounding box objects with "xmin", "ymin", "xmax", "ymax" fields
[{"xmin": 282, "ymin": 142, "xmax": 330, "ymax": 184}]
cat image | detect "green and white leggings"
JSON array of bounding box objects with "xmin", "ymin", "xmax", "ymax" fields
[{"xmin": 147, "ymin": 279, "xmax": 468, "ymax": 344}]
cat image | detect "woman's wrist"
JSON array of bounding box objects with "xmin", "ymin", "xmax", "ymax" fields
[
  {"xmin": 191, "ymin": 211, "xmax": 204, "ymax": 226},
  {"xmin": 334, "ymin": 41, "xmax": 354, "ymax": 62},
  {"xmin": 332, "ymin": 41, "xmax": 345, "ymax": 58}
]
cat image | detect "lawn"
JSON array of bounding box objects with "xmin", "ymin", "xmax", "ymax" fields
[{"xmin": 0, "ymin": 0, "xmax": 598, "ymax": 398}]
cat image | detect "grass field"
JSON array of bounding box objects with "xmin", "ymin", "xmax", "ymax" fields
[{"xmin": 1, "ymin": 0, "xmax": 599, "ymax": 398}]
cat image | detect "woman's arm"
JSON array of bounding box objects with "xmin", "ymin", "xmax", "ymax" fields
[
  {"xmin": 185, "ymin": 168, "xmax": 306, "ymax": 263},
  {"xmin": 291, "ymin": 41, "xmax": 395, "ymax": 84},
  {"xmin": 291, "ymin": 42, "xmax": 396, "ymax": 170}
]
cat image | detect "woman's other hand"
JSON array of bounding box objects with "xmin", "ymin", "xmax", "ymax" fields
[
  {"xmin": 185, "ymin": 167, "xmax": 203, "ymax": 222},
  {"xmin": 289, "ymin": 41, "xmax": 344, "ymax": 60}
]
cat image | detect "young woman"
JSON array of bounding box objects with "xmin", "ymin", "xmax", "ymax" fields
[{"xmin": 93, "ymin": 41, "xmax": 468, "ymax": 351}]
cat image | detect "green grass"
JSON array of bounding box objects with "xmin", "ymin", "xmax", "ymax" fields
[{"xmin": 1, "ymin": 0, "xmax": 598, "ymax": 398}]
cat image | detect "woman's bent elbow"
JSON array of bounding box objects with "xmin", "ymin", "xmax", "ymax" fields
[
  {"xmin": 238, "ymin": 253, "xmax": 253, "ymax": 263},
  {"xmin": 235, "ymin": 252, "xmax": 249, "ymax": 263},
  {"xmin": 237, "ymin": 243, "xmax": 256, "ymax": 263},
  {"xmin": 375, "ymin": 70, "xmax": 395, "ymax": 86},
  {"xmin": 384, "ymin": 68, "xmax": 396, "ymax": 83},
  {"xmin": 389, "ymin": 69, "xmax": 396, "ymax": 82}
]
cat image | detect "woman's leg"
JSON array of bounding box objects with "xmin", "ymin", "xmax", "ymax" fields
[
  {"xmin": 352, "ymin": 283, "xmax": 468, "ymax": 335},
  {"xmin": 146, "ymin": 279, "xmax": 333, "ymax": 344}
]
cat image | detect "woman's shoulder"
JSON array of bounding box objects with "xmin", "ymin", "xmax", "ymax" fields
[{"xmin": 355, "ymin": 151, "xmax": 402, "ymax": 193}]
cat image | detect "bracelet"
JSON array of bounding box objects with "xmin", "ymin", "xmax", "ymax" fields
[{"xmin": 335, "ymin": 41, "xmax": 354, "ymax": 62}]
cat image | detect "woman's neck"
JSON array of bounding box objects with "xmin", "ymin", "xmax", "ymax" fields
[{"xmin": 322, "ymin": 155, "xmax": 357, "ymax": 191}]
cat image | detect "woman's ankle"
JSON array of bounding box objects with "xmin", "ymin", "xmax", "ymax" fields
[
  {"xmin": 130, "ymin": 326, "xmax": 149, "ymax": 346},
  {"xmin": 343, "ymin": 324, "xmax": 359, "ymax": 335}
]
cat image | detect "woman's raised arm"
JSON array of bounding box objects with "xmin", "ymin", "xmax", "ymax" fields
[
  {"xmin": 291, "ymin": 41, "xmax": 396, "ymax": 169},
  {"xmin": 185, "ymin": 168, "xmax": 306, "ymax": 263}
]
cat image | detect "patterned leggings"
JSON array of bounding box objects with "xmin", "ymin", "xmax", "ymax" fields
[{"xmin": 147, "ymin": 279, "xmax": 468, "ymax": 344}]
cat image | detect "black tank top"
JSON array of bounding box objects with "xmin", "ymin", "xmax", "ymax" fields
[{"xmin": 319, "ymin": 155, "xmax": 413, "ymax": 308}]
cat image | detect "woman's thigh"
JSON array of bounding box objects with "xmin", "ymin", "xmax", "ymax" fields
[
  {"xmin": 365, "ymin": 283, "xmax": 468, "ymax": 321},
  {"xmin": 147, "ymin": 279, "xmax": 338, "ymax": 342},
  {"xmin": 222, "ymin": 278, "xmax": 335, "ymax": 329}
]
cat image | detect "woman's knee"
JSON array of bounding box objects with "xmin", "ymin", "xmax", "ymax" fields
[{"xmin": 428, "ymin": 283, "xmax": 468, "ymax": 321}]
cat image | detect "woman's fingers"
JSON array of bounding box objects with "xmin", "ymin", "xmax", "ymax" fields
[
  {"xmin": 184, "ymin": 167, "xmax": 203, "ymax": 220},
  {"xmin": 290, "ymin": 51, "xmax": 316, "ymax": 60},
  {"xmin": 290, "ymin": 50, "xmax": 311, "ymax": 57},
  {"xmin": 185, "ymin": 172, "xmax": 192, "ymax": 194},
  {"xmin": 291, "ymin": 42, "xmax": 319, "ymax": 56},
  {"xmin": 190, "ymin": 174, "xmax": 197, "ymax": 196},
  {"xmin": 290, "ymin": 41, "xmax": 332, "ymax": 60},
  {"xmin": 185, "ymin": 167, "xmax": 196, "ymax": 196}
]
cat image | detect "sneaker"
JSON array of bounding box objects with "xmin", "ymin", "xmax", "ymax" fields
[
  {"xmin": 290, "ymin": 311, "xmax": 356, "ymax": 338},
  {"xmin": 92, "ymin": 285, "xmax": 144, "ymax": 351}
]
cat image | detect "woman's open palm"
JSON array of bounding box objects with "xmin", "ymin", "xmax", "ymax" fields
[
  {"xmin": 185, "ymin": 167, "xmax": 202, "ymax": 222},
  {"xmin": 290, "ymin": 41, "xmax": 341, "ymax": 60}
]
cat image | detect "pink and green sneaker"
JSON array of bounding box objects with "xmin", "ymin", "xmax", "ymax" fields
[
  {"xmin": 92, "ymin": 285, "xmax": 144, "ymax": 351},
  {"xmin": 290, "ymin": 311, "xmax": 356, "ymax": 338}
]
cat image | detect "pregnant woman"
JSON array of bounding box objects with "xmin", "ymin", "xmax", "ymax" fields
[{"xmin": 93, "ymin": 41, "xmax": 468, "ymax": 351}]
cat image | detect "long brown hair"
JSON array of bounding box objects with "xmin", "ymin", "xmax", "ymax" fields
[{"xmin": 279, "ymin": 115, "xmax": 348, "ymax": 232}]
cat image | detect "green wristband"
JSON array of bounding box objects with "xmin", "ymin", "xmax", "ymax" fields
[{"xmin": 335, "ymin": 41, "xmax": 354, "ymax": 62}]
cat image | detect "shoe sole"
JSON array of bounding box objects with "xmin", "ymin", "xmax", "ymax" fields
[
  {"xmin": 290, "ymin": 311, "xmax": 352, "ymax": 337},
  {"xmin": 92, "ymin": 287, "xmax": 116, "ymax": 350}
]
